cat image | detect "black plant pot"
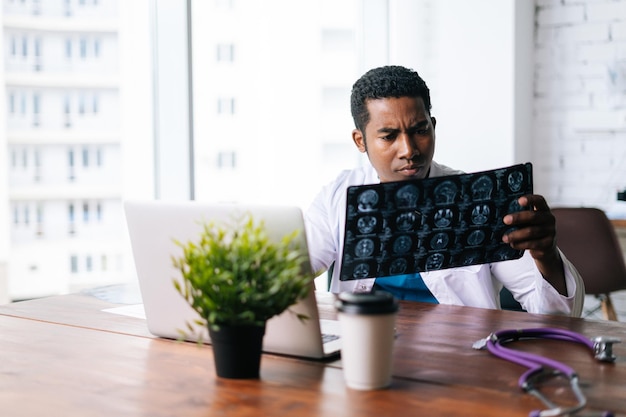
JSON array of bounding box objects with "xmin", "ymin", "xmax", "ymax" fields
[{"xmin": 208, "ymin": 323, "xmax": 266, "ymax": 379}]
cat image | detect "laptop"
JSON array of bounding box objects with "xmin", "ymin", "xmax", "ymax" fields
[{"xmin": 123, "ymin": 200, "xmax": 341, "ymax": 359}]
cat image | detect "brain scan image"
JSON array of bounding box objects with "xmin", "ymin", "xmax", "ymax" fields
[
  {"xmin": 433, "ymin": 208, "xmax": 454, "ymax": 228},
  {"xmin": 352, "ymin": 263, "xmax": 371, "ymax": 279},
  {"xmin": 460, "ymin": 250, "xmax": 482, "ymax": 265},
  {"xmin": 466, "ymin": 229, "xmax": 486, "ymax": 246},
  {"xmin": 389, "ymin": 258, "xmax": 408, "ymax": 275},
  {"xmin": 354, "ymin": 238, "xmax": 375, "ymax": 258},
  {"xmin": 395, "ymin": 211, "xmax": 417, "ymax": 231},
  {"xmin": 395, "ymin": 184, "xmax": 419, "ymax": 208},
  {"xmin": 507, "ymin": 170, "xmax": 524, "ymax": 192},
  {"xmin": 470, "ymin": 204, "xmax": 491, "ymax": 225},
  {"xmin": 425, "ymin": 253, "xmax": 445, "ymax": 270},
  {"xmin": 492, "ymin": 246, "xmax": 519, "ymax": 262},
  {"xmin": 392, "ymin": 235, "xmax": 413, "ymax": 255},
  {"xmin": 430, "ymin": 232, "xmax": 449, "ymax": 250},
  {"xmin": 357, "ymin": 215, "xmax": 378, "ymax": 234},
  {"xmin": 508, "ymin": 198, "xmax": 524, "ymax": 214},
  {"xmin": 471, "ymin": 175, "xmax": 494, "ymax": 201},
  {"xmin": 434, "ymin": 180, "xmax": 458, "ymax": 205},
  {"xmin": 357, "ymin": 189, "xmax": 379, "ymax": 212}
]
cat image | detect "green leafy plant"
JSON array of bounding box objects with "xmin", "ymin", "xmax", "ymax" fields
[{"xmin": 172, "ymin": 213, "xmax": 314, "ymax": 332}]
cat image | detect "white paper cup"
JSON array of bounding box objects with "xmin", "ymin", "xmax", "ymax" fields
[{"xmin": 335, "ymin": 291, "xmax": 399, "ymax": 390}]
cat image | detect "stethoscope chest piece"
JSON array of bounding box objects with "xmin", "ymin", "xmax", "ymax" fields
[{"xmin": 592, "ymin": 336, "xmax": 620, "ymax": 363}]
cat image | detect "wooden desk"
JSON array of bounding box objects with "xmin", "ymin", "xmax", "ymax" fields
[
  {"xmin": 1, "ymin": 292, "xmax": 625, "ymax": 417},
  {"xmin": 611, "ymin": 219, "xmax": 626, "ymax": 229}
]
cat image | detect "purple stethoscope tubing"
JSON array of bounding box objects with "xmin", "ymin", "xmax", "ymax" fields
[
  {"xmin": 485, "ymin": 327, "xmax": 590, "ymax": 389},
  {"xmin": 481, "ymin": 327, "xmax": 618, "ymax": 417}
]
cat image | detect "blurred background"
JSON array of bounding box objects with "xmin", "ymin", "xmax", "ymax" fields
[{"xmin": 1, "ymin": 0, "xmax": 625, "ymax": 304}]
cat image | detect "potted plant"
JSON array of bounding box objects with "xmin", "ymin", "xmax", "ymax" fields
[{"xmin": 172, "ymin": 213, "xmax": 313, "ymax": 379}]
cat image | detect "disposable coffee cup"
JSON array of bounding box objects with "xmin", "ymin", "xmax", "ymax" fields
[{"xmin": 335, "ymin": 291, "xmax": 399, "ymax": 390}]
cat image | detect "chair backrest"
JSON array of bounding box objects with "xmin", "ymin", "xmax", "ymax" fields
[{"xmin": 552, "ymin": 207, "xmax": 626, "ymax": 295}]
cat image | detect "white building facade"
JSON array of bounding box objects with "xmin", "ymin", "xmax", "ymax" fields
[{"xmin": 1, "ymin": 0, "xmax": 141, "ymax": 301}]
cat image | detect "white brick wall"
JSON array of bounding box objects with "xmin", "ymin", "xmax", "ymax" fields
[{"xmin": 534, "ymin": 0, "xmax": 626, "ymax": 217}]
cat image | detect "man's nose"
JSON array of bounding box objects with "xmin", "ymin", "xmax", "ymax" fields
[{"xmin": 397, "ymin": 134, "xmax": 418, "ymax": 159}]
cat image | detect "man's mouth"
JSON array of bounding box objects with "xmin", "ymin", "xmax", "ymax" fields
[{"xmin": 398, "ymin": 164, "xmax": 422, "ymax": 176}]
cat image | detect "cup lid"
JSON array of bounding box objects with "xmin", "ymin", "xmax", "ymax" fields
[{"xmin": 335, "ymin": 291, "xmax": 399, "ymax": 315}]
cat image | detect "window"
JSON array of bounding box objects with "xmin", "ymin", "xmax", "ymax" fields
[
  {"xmin": 23, "ymin": 206, "xmax": 29, "ymax": 225},
  {"xmin": 80, "ymin": 38, "xmax": 87, "ymax": 59},
  {"xmin": 22, "ymin": 36, "xmax": 27, "ymax": 57},
  {"xmin": 94, "ymin": 39, "xmax": 100, "ymax": 57},
  {"xmin": 34, "ymin": 38, "xmax": 41, "ymax": 70},
  {"xmin": 217, "ymin": 97, "xmax": 235, "ymax": 115},
  {"xmin": 70, "ymin": 255, "xmax": 78, "ymax": 273},
  {"xmin": 68, "ymin": 148, "xmax": 75, "ymax": 180},
  {"xmin": 36, "ymin": 205, "xmax": 43, "ymax": 222},
  {"xmin": 32, "ymin": 93, "xmax": 40, "ymax": 126},
  {"xmin": 64, "ymin": 95, "xmax": 72, "ymax": 127},
  {"xmin": 216, "ymin": 43, "xmax": 234, "ymax": 62},
  {"xmin": 82, "ymin": 148, "xmax": 89, "ymax": 167},
  {"xmin": 83, "ymin": 202, "xmax": 89, "ymax": 222},
  {"xmin": 217, "ymin": 151, "xmax": 236, "ymax": 169},
  {"xmin": 92, "ymin": 94, "xmax": 99, "ymax": 113},
  {"xmin": 96, "ymin": 202, "xmax": 102, "ymax": 221},
  {"xmin": 34, "ymin": 149, "xmax": 41, "ymax": 181},
  {"xmin": 9, "ymin": 93, "xmax": 15, "ymax": 114},
  {"xmin": 65, "ymin": 39, "xmax": 72, "ymax": 58},
  {"xmin": 86, "ymin": 256, "xmax": 92, "ymax": 272},
  {"xmin": 96, "ymin": 148, "xmax": 102, "ymax": 166}
]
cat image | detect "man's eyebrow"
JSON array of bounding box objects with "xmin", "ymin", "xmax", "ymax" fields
[
  {"xmin": 377, "ymin": 120, "xmax": 429, "ymax": 134},
  {"xmin": 377, "ymin": 127, "xmax": 399, "ymax": 134}
]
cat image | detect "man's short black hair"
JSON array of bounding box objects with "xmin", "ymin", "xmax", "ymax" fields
[{"xmin": 350, "ymin": 65, "xmax": 432, "ymax": 133}]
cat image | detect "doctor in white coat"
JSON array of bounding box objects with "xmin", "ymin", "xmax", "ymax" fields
[{"xmin": 305, "ymin": 65, "xmax": 583, "ymax": 317}]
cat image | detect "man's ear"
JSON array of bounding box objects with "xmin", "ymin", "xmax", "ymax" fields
[
  {"xmin": 431, "ymin": 116, "xmax": 437, "ymax": 129},
  {"xmin": 352, "ymin": 129, "xmax": 367, "ymax": 153}
]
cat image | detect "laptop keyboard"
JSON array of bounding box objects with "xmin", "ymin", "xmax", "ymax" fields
[{"xmin": 321, "ymin": 333, "xmax": 340, "ymax": 344}]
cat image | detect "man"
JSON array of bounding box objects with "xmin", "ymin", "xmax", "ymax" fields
[{"xmin": 305, "ymin": 65, "xmax": 583, "ymax": 316}]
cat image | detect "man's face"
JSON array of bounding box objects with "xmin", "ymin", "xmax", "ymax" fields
[{"xmin": 352, "ymin": 96, "xmax": 436, "ymax": 183}]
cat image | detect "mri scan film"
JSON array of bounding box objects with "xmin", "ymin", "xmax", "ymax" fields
[{"xmin": 339, "ymin": 163, "xmax": 533, "ymax": 281}]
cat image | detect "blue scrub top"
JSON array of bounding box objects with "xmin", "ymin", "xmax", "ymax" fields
[{"xmin": 373, "ymin": 273, "xmax": 439, "ymax": 303}]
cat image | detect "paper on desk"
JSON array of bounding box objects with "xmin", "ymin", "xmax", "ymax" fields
[{"xmin": 102, "ymin": 304, "xmax": 146, "ymax": 319}]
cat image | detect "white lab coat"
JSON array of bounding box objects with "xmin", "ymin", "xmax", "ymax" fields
[{"xmin": 304, "ymin": 161, "xmax": 584, "ymax": 317}]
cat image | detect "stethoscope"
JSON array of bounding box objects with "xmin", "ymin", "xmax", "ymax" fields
[{"xmin": 473, "ymin": 327, "xmax": 621, "ymax": 417}]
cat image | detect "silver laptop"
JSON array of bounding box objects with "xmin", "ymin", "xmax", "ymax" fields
[{"xmin": 123, "ymin": 200, "xmax": 341, "ymax": 359}]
